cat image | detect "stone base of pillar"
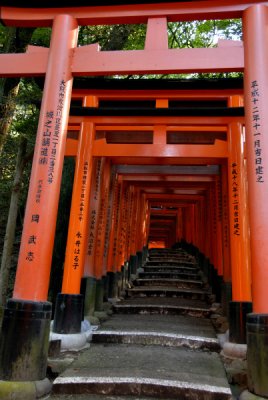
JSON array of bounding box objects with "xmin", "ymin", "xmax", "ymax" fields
[
  {"xmin": 53, "ymin": 293, "xmax": 83, "ymax": 334},
  {"xmin": 129, "ymin": 255, "xmax": 138, "ymax": 276},
  {"xmin": 107, "ymin": 271, "xmax": 123, "ymax": 299},
  {"xmin": 142, "ymin": 246, "xmax": 148, "ymax": 264},
  {"xmin": 216, "ymin": 273, "xmax": 222, "ymax": 303},
  {"xmin": 221, "ymin": 281, "xmax": 232, "ymax": 317},
  {"xmin": 117, "ymin": 269, "xmax": 124, "ymax": 295},
  {"xmin": 247, "ymin": 313, "xmax": 268, "ymax": 398},
  {"xmin": 0, "ymin": 299, "xmax": 51, "ymax": 381},
  {"xmin": 95, "ymin": 279, "xmax": 104, "ymax": 312},
  {"xmin": 209, "ymin": 267, "xmax": 222, "ymax": 303},
  {"xmin": 201, "ymin": 256, "xmax": 210, "ymax": 280},
  {"xmin": 117, "ymin": 271, "xmax": 123, "ymax": 298},
  {"xmin": 136, "ymin": 251, "xmax": 143, "ymax": 268},
  {"xmin": 229, "ymin": 301, "xmax": 252, "ymax": 344},
  {"xmin": 102, "ymin": 275, "xmax": 108, "ymax": 302},
  {"xmin": 82, "ymin": 277, "xmax": 97, "ymax": 316},
  {"xmin": 0, "ymin": 377, "xmax": 52, "ymax": 399},
  {"xmin": 122, "ymin": 265, "xmax": 128, "ymax": 291},
  {"xmin": 107, "ymin": 272, "xmax": 116, "ymax": 299}
]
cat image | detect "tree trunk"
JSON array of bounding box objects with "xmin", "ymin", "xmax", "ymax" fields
[
  {"xmin": 0, "ymin": 82, "xmax": 20, "ymax": 155},
  {"xmin": 0, "ymin": 137, "xmax": 27, "ymax": 306},
  {"xmin": 0, "ymin": 27, "xmax": 34, "ymax": 156}
]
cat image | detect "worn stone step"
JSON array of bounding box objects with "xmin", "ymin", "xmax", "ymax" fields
[
  {"xmin": 50, "ymin": 395, "xmax": 176, "ymax": 400},
  {"xmin": 148, "ymin": 255, "xmax": 194, "ymax": 260},
  {"xmin": 92, "ymin": 330, "xmax": 220, "ymax": 352},
  {"xmin": 148, "ymin": 250, "xmax": 186, "ymax": 254},
  {"xmin": 52, "ymin": 344, "xmax": 232, "ymax": 399},
  {"xmin": 126, "ymin": 286, "xmax": 210, "ymax": 301},
  {"xmin": 145, "ymin": 258, "xmax": 197, "ymax": 267},
  {"xmin": 138, "ymin": 271, "xmax": 201, "ymax": 280},
  {"xmin": 135, "ymin": 278, "xmax": 204, "ymax": 289},
  {"xmin": 143, "ymin": 265, "xmax": 199, "ymax": 274},
  {"xmin": 113, "ymin": 297, "xmax": 212, "ymax": 318},
  {"xmin": 91, "ymin": 314, "xmax": 220, "ymax": 352}
]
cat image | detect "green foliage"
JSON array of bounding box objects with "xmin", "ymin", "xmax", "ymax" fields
[
  {"xmin": 30, "ymin": 27, "xmax": 51, "ymax": 47},
  {"xmin": 78, "ymin": 24, "xmax": 146, "ymax": 50},
  {"xmin": 168, "ymin": 19, "xmax": 242, "ymax": 49}
]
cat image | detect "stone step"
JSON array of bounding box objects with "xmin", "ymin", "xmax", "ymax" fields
[
  {"xmin": 50, "ymin": 395, "xmax": 176, "ymax": 400},
  {"xmin": 135, "ymin": 278, "xmax": 204, "ymax": 289},
  {"xmin": 92, "ymin": 331, "xmax": 220, "ymax": 352},
  {"xmin": 145, "ymin": 258, "xmax": 197, "ymax": 267},
  {"xmin": 148, "ymin": 255, "xmax": 194, "ymax": 260},
  {"xmin": 113, "ymin": 297, "xmax": 212, "ymax": 318},
  {"xmin": 52, "ymin": 344, "xmax": 232, "ymax": 400},
  {"xmin": 126, "ymin": 286, "xmax": 210, "ymax": 301},
  {"xmin": 138, "ymin": 271, "xmax": 201, "ymax": 280},
  {"xmin": 91, "ymin": 314, "xmax": 220, "ymax": 352},
  {"xmin": 148, "ymin": 250, "xmax": 186, "ymax": 254},
  {"xmin": 143, "ymin": 265, "xmax": 199, "ymax": 273}
]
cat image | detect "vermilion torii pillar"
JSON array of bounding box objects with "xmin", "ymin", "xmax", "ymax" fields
[
  {"xmin": 221, "ymin": 164, "xmax": 232, "ymax": 317},
  {"xmin": 0, "ymin": 14, "xmax": 78, "ymax": 383},
  {"xmin": 94, "ymin": 159, "xmax": 112, "ymax": 313},
  {"xmin": 227, "ymin": 96, "xmax": 252, "ymax": 344},
  {"xmin": 82, "ymin": 157, "xmax": 104, "ymax": 315},
  {"xmin": 53, "ymin": 97, "xmax": 96, "ymax": 334},
  {"xmin": 243, "ymin": 5, "xmax": 268, "ymax": 397}
]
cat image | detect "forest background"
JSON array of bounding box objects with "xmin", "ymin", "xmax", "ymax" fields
[{"xmin": 0, "ymin": 18, "xmax": 242, "ymax": 309}]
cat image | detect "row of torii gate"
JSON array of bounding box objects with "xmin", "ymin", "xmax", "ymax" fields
[{"xmin": 1, "ymin": 0, "xmax": 268, "ymax": 398}]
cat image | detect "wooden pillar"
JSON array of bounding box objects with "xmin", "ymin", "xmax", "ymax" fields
[
  {"xmin": 105, "ymin": 175, "xmax": 122, "ymax": 299},
  {"xmin": 102, "ymin": 166, "xmax": 117, "ymax": 273},
  {"xmin": 107, "ymin": 175, "xmax": 121, "ymax": 274},
  {"xmin": 130, "ymin": 188, "xmax": 140, "ymax": 256},
  {"xmin": 53, "ymin": 96, "xmax": 97, "ymax": 333},
  {"xmin": 94, "ymin": 159, "xmax": 112, "ymax": 311},
  {"xmin": 204, "ymin": 192, "xmax": 212, "ymax": 261},
  {"xmin": 221, "ymin": 164, "xmax": 232, "ymax": 318},
  {"xmin": 227, "ymin": 96, "xmax": 252, "ymax": 343},
  {"xmin": 243, "ymin": 4, "xmax": 268, "ymax": 314},
  {"xmin": 243, "ymin": 6, "xmax": 268, "ymax": 395},
  {"xmin": 94, "ymin": 159, "xmax": 112, "ymax": 279},
  {"xmin": 82, "ymin": 157, "xmax": 104, "ymax": 315},
  {"xmin": 84, "ymin": 158, "xmax": 104, "ymax": 277},
  {"xmin": 215, "ymin": 176, "xmax": 224, "ymax": 276},
  {"xmin": 61, "ymin": 98, "xmax": 97, "ymax": 294},
  {"xmin": 209, "ymin": 186, "xmax": 217, "ymax": 268},
  {"xmin": 0, "ymin": 14, "xmax": 78, "ymax": 381},
  {"xmin": 221, "ymin": 164, "xmax": 231, "ymax": 283}
]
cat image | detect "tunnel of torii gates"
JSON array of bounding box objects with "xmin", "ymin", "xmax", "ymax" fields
[{"xmin": 2, "ymin": 0, "xmax": 268, "ymax": 397}]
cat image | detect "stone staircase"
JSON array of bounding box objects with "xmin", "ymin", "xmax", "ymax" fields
[
  {"xmin": 50, "ymin": 247, "xmax": 232, "ymax": 400},
  {"xmin": 114, "ymin": 247, "xmax": 213, "ymax": 318}
]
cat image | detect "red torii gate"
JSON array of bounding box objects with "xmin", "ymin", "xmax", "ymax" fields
[{"xmin": 0, "ymin": 1, "xmax": 267, "ymax": 398}]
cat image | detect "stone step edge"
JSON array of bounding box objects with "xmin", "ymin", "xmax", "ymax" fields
[
  {"xmin": 92, "ymin": 330, "xmax": 220, "ymax": 350},
  {"xmin": 143, "ymin": 266, "xmax": 199, "ymax": 271},
  {"xmin": 52, "ymin": 376, "xmax": 232, "ymax": 399},
  {"xmin": 127, "ymin": 287, "xmax": 210, "ymax": 294},
  {"xmin": 139, "ymin": 273, "xmax": 200, "ymax": 277},
  {"xmin": 114, "ymin": 303, "xmax": 210, "ymax": 309},
  {"xmin": 136, "ymin": 278, "xmax": 203, "ymax": 284},
  {"xmin": 113, "ymin": 304, "xmax": 211, "ymax": 314}
]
